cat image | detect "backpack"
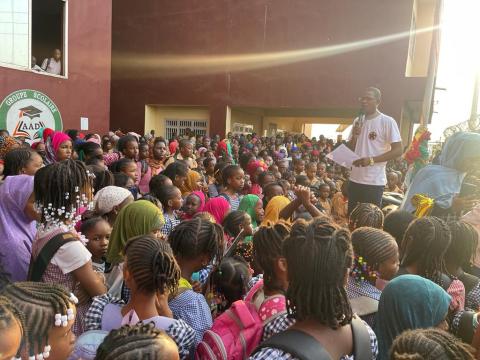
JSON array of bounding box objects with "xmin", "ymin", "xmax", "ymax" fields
[
  {"xmin": 195, "ymin": 280, "xmax": 286, "ymax": 360},
  {"xmin": 253, "ymin": 316, "xmax": 373, "ymax": 360}
]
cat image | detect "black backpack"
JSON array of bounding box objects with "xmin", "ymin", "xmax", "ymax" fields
[{"xmin": 253, "ymin": 316, "xmax": 372, "ymax": 360}]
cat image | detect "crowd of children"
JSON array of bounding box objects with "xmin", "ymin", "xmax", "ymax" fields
[{"xmin": 0, "ymin": 127, "xmax": 479, "ymax": 359}]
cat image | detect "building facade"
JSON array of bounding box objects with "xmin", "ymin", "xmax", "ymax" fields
[
  {"xmin": 110, "ymin": 0, "xmax": 442, "ymax": 141},
  {"xmin": 0, "ymin": 0, "xmax": 112, "ymax": 139}
]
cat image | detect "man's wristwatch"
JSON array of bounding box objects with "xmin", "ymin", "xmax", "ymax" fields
[{"xmin": 369, "ymin": 157, "xmax": 375, "ymax": 166}]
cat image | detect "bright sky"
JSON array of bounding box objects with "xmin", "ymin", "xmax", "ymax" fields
[{"xmin": 312, "ymin": 0, "xmax": 480, "ymax": 141}]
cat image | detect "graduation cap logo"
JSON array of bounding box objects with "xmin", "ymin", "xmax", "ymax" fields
[{"xmin": 19, "ymin": 105, "xmax": 42, "ymax": 119}]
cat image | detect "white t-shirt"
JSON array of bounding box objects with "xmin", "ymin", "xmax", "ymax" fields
[
  {"xmin": 348, "ymin": 113, "xmax": 401, "ymax": 186},
  {"xmin": 52, "ymin": 241, "xmax": 92, "ymax": 274}
]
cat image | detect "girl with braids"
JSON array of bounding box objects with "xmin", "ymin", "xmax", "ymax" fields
[
  {"xmin": 81, "ymin": 217, "xmax": 112, "ymax": 273},
  {"xmin": 31, "ymin": 160, "xmax": 107, "ymax": 335},
  {"xmin": 168, "ymin": 218, "xmax": 225, "ymax": 346},
  {"xmin": 219, "ymin": 165, "xmax": 245, "ymax": 211},
  {"xmin": 162, "ymin": 162, "xmax": 189, "ymax": 190},
  {"xmin": 109, "ymin": 158, "xmax": 139, "ymax": 199},
  {"xmin": 246, "ymin": 222, "xmax": 294, "ymax": 341},
  {"xmin": 399, "ymin": 217, "xmax": 466, "ymax": 312},
  {"xmin": 251, "ymin": 218, "xmax": 379, "ymax": 360},
  {"xmin": 3, "ymin": 148, "xmax": 43, "ymax": 177},
  {"xmin": 0, "ymin": 296, "xmax": 24, "ymax": 359},
  {"xmin": 0, "ymin": 174, "xmax": 38, "ymax": 281},
  {"xmin": 347, "ymin": 228, "xmax": 399, "ymax": 327},
  {"xmin": 85, "ymin": 235, "xmax": 195, "ymax": 359},
  {"xmin": 376, "ymin": 275, "xmax": 451, "ymax": 360},
  {"xmin": 95, "ymin": 323, "xmax": 179, "ymax": 360},
  {"xmin": 349, "ymin": 202, "xmax": 384, "ymax": 231},
  {"xmin": 390, "ymin": 328, "xmax": 475, "ymax": 360},
  {"xmin": 1, "ymin": 281, "xmax": 80, "ymax": 360},
  {"xmin": 445, "ymin": 221, "xmax": 480, "ymax": 311}
]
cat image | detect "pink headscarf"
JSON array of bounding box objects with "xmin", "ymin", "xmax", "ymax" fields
[
  {"xmin": 183, "ymin": 191, "xmax": 206, "ymax": 220},
  {"xmin": 204, "ymin": 197, "xmax": 230, "ymax": 224},
  {"xmin": 52, "ymin": 131, "xmax": 72, "ymax": 152}
]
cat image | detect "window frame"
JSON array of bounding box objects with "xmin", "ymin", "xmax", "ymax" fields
[{"xmin": 0, "ymin": 0, "xmax": 68, "ymax": 78}]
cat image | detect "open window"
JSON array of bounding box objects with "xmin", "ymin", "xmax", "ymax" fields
[
  {"xmin": 0, "ymin": 0, "xmax": 67, "ymax": 76},
  {"xmin": 32, "ymin": 0, "xmax": 66, "ymax": 76}
]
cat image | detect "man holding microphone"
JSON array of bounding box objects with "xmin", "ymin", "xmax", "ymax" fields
[{"xmin": 347, "ymin": 87, "xmax": 403, "ymax": 214}]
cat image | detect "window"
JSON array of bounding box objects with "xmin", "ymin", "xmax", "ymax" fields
[
  {"xmin": 0, "ymin": 0, "xmax": 29, "ymax": 68},
  {"xmin": 165, "ymin": 119, "xmax": 208, "ymax": 140},
  {"xmin": 0, "ymin": 0, "xmax": 67, "ymax": 76}
]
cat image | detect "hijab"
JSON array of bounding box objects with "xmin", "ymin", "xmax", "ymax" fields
[
  {"xmin": 106, "ymin": 200, "xmax": 164, "ymax": 265},
  {"xmin": 45, "ymin": 131, "xmax": 72, "ymax": 164},
  {"xmin": 179, "ymin": 170, "xmax": 202, "ymax": 196},
  {"xmin": 261, "ymin": 195, "xmax": 291, "ymax": 226},
  {"xmin": 183, "ymin": 191, "xmax": 206, "ymax": 220},
  {"xmin": 94, "ymin": 186, "xmax": 133, "ymax": 216},
  {"xmin": 204, "ymin": 197, "xmax": 230, "ymax": 224},
  {"xmin": 238, "ymin": 194, "xmax": 260, "ymax": 228},
  {"xmin": 0, "ymin": 175, "xmax": 36, "ymax": 281},
  {"xmin": 376, "ymin": 275, "xmax": 451, "ymax": 359},
  {"xmin": 401, "ymin": 132, "xmax": 480, "ymax": 213}
]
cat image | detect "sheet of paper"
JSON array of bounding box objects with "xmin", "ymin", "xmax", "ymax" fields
[
  {"xmin": 80, "ymin": 117, "xmax": 89, "ymax": 130},
  {"xmin": 326, "ymin": 144, "xmax": 360, "ymax": 168}
]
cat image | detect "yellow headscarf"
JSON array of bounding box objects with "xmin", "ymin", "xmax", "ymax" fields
[
  {"xmin": 179, "ymin": 170, "xmax": 202, "ymax": 196},
  {"xmin": 411, "ymin": 194, "xmax": 434, "ymax": 218},
  {"xmin": 261, "ymin": 195, "xmax": 291, "ymax": 226}
]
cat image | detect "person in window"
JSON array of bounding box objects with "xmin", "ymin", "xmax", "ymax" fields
[
  {"xmin": 41, "ymin": 48, "xmax": 62, "ymax": 75},
  {"xmin": 31, "ymin": 56, "xmax": 43, "ymax": 72}
]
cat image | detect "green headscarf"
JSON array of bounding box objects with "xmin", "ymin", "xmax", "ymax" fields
[
  {"xmin": 376, "ymin": 275, "xmax": 451, "ymax": 360},
  {"xmin": 106, "ymin": 200, "xmax": 164, "ymax": 265},
  {"xmin": 238, "ymin": 194, "xmax": 260, "ymax": 228}
]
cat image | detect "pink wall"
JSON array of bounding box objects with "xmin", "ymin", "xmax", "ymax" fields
[
  {"xmin": 110, "ymin": 0, "xmax": 428, "ymax": 137},
  {"xmin": 0, "ymin": 0, "xmax": 112, "ymax": 135}
]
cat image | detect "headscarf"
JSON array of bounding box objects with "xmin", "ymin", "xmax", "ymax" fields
[
  {"xmin": 261, "ymin": 195, "xmax": 291, "ymax": 226},
  {"xmin": 94, "ymin": 186, "xmax": 133, "ymax": 216},
  {"xmin": 238, "ymin": 194, "xmax": 260, "ymax": 228},
  {"xmin": 42, "ymin": 128, "xmax": 54, "ymax": 143},
  {"xmin": 215, "ymin": 140, "xmax": 229, "ymax": 158},
  {"xmin": 0, "ymin": 136, "xmax": 19, "ymax": 159},
  {"xmin": 401, "ymin": 132, "xmax": 480, "ymax": 213},
  {"xmin": 183, "ymin": 191, "xmax": 206, "ymax": 220},
  {"xmin": 204, "ymin": 197, "xmax": 230, "ymax": 224},
  {"xmin": 169, "ymin": 140, "xmax": 178, "ymax": 155},
  {"xmin": 246, "ymin": 160, "xmax": 268, "ymax": 182},
  {"xmin": 179, "ymin": 170, "xmax": 202, "ymax": 196},
  {"xmin": 45, "ymin": 131, "xmax": 72, "ymax": 164},
  {"xmin": 376, "ymin": 275, "xmax": 451, "ymax": 360},
  {"xmin": 106, "ymin": 200, "xmax": 164, "ymax": 265},
  {"xmin": 0, "ymin": 175, "xmax": 36, "ymax": 281}
]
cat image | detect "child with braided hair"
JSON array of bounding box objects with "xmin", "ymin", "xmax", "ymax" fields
[
  {"xmin": 347, "ymin": 227, "xmax": 399, "ymax": 327},
  {"xmin": 84, "ymin": 235, "xmax": 195, "ymax": 359},
  {"xmin": 251, "ymin": 218, "xmax": 378, "ymax": 360},
  {"xmin": 245, "ymin": 222, "xmax": 294, "ymax": 342},
  {"xmin": 1, "ymin": 281, "xmax": 79, "ymax": 360},
  {"xmin": 349, "ymin": 202, "xmax": 384, "ymax": 231},
  {"xmin": 390, "ymin": 328, "xmax": 475, "ymax": 360},
  {"xmin": 445, "ymin": 221, "xmax": 480, "ymax": 311},
  {"xmin": 0, "ymin": 296, "xmax": 24, "ymax": 360},
  {"xmin": 95, "ymin": 323, "xmax": 179, "ymax": 360},
  {"xmin": 30, "ymin": 160, "xmax": 107, "ymax": 335},
  {"xmin": 168, "ymin": 218, "xmax": 225, "ymax": 347}
]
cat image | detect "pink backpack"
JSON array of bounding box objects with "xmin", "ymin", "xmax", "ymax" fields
[{"xmin": 195, "ymin": 280, "xmax": 286, "ymax": 360}]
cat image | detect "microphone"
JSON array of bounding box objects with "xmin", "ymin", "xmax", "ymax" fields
[{"xmin": 356, "ymin": 109, "xmax": 365, "ymax": 128}]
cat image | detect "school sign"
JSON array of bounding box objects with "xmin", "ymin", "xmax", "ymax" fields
[{"xmin": 0, "ymin": 89, "xmax": 63, "ymax": 144}]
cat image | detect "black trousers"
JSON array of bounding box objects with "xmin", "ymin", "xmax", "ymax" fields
[{"xmin": 347, "ymin": 180, "xmax": 384, "ymax": 215}]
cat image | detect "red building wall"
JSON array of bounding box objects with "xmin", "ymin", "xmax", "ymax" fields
[
  {"xmin": 110, "ymin": 0, "xmax": 428, "ymax": 137},
  {"xmin": 0, "ymin": 0, "xmax": 112, "ymax": 134}
]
